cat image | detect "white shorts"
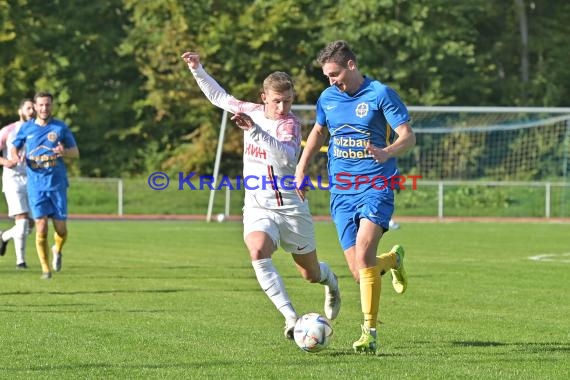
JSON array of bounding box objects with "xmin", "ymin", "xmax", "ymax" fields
[
  {"xmin": 3, "ymin": 189, "xmax": 30, "ymax": 217},
  {"xmin": 243, "ymin": 198, "xmax": 316, "ymax": 255}
]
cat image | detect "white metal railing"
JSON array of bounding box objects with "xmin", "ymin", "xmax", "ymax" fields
[
  {"xmin": 419, "ymin": 180, "xmax": 568, "ymax": 219},
  {"xmin": 69, "ymin": 177, "xmax": 568, "ymax": 219},
  {"xmin": 71, "ymin": 177, "xmax": 124, "ymax": 216},
  {"xmin": 211, "ymin": 179, "xmax": 568, "ymax": 219}
]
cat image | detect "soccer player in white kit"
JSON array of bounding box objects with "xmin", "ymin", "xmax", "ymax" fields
[
  {"xmin": 0, "ymin": 98, "xmax": 35, "ymax": 268},
  {"xmin": 182, "ymin": 51, "xmax": 341, "ymax": 339}
]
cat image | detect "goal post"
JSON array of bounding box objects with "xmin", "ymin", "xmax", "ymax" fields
[{"xmin": 206, "ymin": 109, "xmax": 229, "ymax": 222}]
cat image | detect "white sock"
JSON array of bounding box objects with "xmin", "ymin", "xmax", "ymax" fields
[
  {"xmin": 318, "ymin": 262, "xmax": 334, "ymax": 285},
  {"xmin": 13, "ymin": 219, "xmax": 28, "ymax": 265},
  {"xmin": 2, "ymin": 224, "xmax": 16, "ymax": 242},
  {"xmin": 251, "ymin": 258, "xmax": 297, "ymax": 320}
]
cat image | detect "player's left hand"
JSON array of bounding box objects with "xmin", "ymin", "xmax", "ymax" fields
[
  {"xmin": 53, "ymin": 142, "xmax": 65, "ymax": 157},
  {"xmin": 231, "ymin": 113, "xmax": 255, "ymax": 131},
  {"xmin": 366, "ymin": 142, "xmax": 391, "ymax": 163}
]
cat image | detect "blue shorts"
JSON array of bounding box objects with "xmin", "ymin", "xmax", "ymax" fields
[
  {"xmin": 28, "ymin": 188, "xmax": 68, "ymax": 220},
  {"xmin": 330, "ymin": 190, "xmax": 394, "ymax": 251}
]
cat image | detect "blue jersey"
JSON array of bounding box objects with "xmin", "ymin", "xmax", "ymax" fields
[
  {"xmin": 316, "ymin": 77, "xmax": 410, "ymax": 194},
  {"xmin": 12, "ymin": 118, "xmax": 77, "ymax": 192}
]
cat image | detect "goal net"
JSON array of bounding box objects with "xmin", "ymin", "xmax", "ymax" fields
[{"xmin": 293, "ymin": 105, "xmax": 570, "ymax": 181}]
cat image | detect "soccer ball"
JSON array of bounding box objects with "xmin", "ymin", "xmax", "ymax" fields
[
  {"xmin": 216, "ymin": 213, "xmax": 226, "ymax": 223},
  {"xmin": 293, "ymin": 313, "xmax": 333, "ymax": 353}
]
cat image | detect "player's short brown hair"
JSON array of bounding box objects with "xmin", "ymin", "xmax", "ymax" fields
[
  {"xmin": 263, "ymin": 71, "xmax": 295, "ymax": 94},
  {"xmin": 34, "ymin": 91, "xmax": 54, "ymax": 103},
  {"xmin": 316, "ymin": 40, "xmax": 357, "ymax": 68}
]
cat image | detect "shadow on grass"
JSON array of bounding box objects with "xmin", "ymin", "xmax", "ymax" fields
[
  {"xmin": 0, "ymin": 288, "xmax": 188, "ymax": 296},
  {"xmin": 0, "ymin": 361, "xmax": 236, "ymax": 372},
  {"xmin": 452, "ymin": 341, "xmax": 507, "ymax": 347},
  {"xmin": 451, "ymin": 340, "xmax": 570, "ymax": 352},
  {"xmin": 317, "ymin": 348, "xmax": 404, "ymax": 358}
]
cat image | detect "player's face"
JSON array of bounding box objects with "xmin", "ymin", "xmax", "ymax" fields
[
  {"xmin": 322, "ymin": 61, "xmax": 356, "ymax": 93},
  {"xmin": 263, "ymin": 89, "xmax": 294, "ymax": 120},
  {"xmin": 34, "ymin": 96, "xmax": 53, "ymax": 122},
  {"xmin": 19, "ymin": 101, "xmax": 35, "ymax": 121}
]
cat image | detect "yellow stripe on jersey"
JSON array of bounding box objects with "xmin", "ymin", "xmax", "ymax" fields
[{"xmin": 301, "ymin": 140, "xmax": 328, "ymax": 153}]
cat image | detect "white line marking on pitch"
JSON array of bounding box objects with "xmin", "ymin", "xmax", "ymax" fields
[{"xmin": 528, "ymin": 252, "xmax": 570, "ymax": 263}]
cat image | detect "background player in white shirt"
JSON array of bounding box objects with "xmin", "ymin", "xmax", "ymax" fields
[
  {"xmin": 181, "ymin": 51, "xmax": 340, "ymax": 339},
  {"xmin": 0, "ymin": 98, "xmax": 35, "ymax": 268}
]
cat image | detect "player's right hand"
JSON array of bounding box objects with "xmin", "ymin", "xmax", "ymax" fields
[
  {"xmin": 181, "ymin": 52, "xmax": 200, "ymax": 70},
  {"xmin": 3, "ymin": 158, "xmax": 18, "ymax": 169}
]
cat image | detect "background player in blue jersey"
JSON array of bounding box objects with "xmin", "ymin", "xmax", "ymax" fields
[
  {"xmin": 295, "ymin": 40, "xmax": 416, "ymax": 353},
  {"xmin": 11, "ymin": 91, "xmax": 79, "ymax": 280}
]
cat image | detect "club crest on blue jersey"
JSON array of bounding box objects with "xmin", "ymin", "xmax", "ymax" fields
[
  {"xmin": 355, "ymin": 102, "xmax": 369, "ymax": 118},
  {"xmin": 47, "ymin": 131, "xmax": 58, "ymax": 142}
]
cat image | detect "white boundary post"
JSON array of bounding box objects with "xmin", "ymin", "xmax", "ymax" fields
[
  {"xmin": 207, "ymin": 110, "xmax": 228, "ymax": 222},
  {"xmin": 438, "ymin": 181, "xmax": 444, "ymax": 219},
  {"xmin": 545, "ymin": 182, "xmax": 551, "ymax": 218},
  {"xmin": 225, "ymin": 187, "xmax": 230, "ymax": 217},
  {"xmin": 118, "ymin": 179, "xmax": 123, "ymax": 216}
]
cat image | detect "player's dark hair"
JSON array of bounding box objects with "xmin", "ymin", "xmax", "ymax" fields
[
  {"xmin": 316, "ymin": 40, "xmax": 357, "ymax": 68},
  {"xmin": 18, "ymin": 98, "xmax": 33, "ymax": 109},
  {"xmin": 34, "ymin": 91, "xmax": 53, "ymax": 103}
]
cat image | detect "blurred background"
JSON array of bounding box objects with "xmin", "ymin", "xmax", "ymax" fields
[{"xmin": 1, "ymin": 0, "xmax": 568, "ymax": 218}]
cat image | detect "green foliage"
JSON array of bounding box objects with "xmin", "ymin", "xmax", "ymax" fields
[{"xmin": 1, "ymin": 0, "xmax": 569, "ymax": 177}]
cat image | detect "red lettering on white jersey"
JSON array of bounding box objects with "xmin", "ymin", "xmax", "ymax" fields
[{"xmin": 245, "ymin": 143, "xmax": 267, "ymax": 160}]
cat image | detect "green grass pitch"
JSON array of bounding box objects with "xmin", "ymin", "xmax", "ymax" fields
[{"xmin": 0, "ymin": 220, "xmax": 568, "ymax": 379}]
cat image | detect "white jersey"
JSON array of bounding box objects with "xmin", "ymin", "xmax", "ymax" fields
[
  {"xmin": 191, "ymin": 65, "xmax": 303, "ymax": 210},
  {"xmin": 0, "ymin": 121, "xmax": 27, "ymax": 193}
]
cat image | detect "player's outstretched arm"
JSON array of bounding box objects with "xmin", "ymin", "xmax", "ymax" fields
[{"xmin": 181, "ymin": 51, "xmax": 250, "ymax": 115}]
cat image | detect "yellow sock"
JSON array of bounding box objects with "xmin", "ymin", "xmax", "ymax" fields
[
  {"xmin": 53, "ymin": 231, "xmax": 67, "ymax": 253},
  {"xmin": 377, "ymin": 251, "xmax": 398, "ymax": 276},
  {"xmin": 359, "ymin": 266, "xmax": 381, "ymax": 329},
  {"xmin": 36, "ymin": 233, "xmax": 50, "ymax": 273}
]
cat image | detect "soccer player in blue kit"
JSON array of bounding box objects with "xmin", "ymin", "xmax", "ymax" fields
[
  {"xmin": 11, "ymin": 91, "xmax": 79, "ymax": 279},
  {"xmin": 295, "ymin": 41, "xmax": 416, "ymax": 353}
]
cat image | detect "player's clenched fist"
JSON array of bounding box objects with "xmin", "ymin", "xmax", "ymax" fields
[{"xmin": 181, "ymin": 52, "xmax": 200, "ymax": 70}]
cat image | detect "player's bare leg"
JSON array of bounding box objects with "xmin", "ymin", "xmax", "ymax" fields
[{"xmin": 292, "ymin": 251, "xmax": 341, "ymax": 320}]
